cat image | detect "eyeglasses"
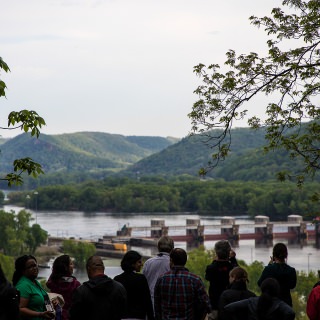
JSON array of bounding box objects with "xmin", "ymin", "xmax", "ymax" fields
[{"xmin": 25, "ymin": 263, "xmax": 38, "ymax": 270}]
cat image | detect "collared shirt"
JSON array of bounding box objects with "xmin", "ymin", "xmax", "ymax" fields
[
  {"xmin": 154, "ymin": 266, "xmax": 211, "ymax": 320},
  {"xmin": 15, "ymin": 276, "xmax": 47, "ymax": 320},
  {"xmin": 142, "ymin": 252, "xmax": 171, "ymax": 304}
]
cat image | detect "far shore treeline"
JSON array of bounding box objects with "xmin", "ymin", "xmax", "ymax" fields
[{"xmin": 6, "ymin": 177, "xmax": 320, "ymax": 220}]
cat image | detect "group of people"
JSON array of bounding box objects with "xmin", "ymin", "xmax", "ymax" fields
[
  {"xmin": 0, "ymin": 237, "xmax": 319, "ymax": 319},
  {"xmin": 205, "ymin": 241, "xmax": 296, "ymax": 320}
]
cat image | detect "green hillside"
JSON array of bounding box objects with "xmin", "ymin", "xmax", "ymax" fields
[
  {"xmin": 0, "ymin": 126, "xmax": 317, "ymax": 187},
  {"xmin": 125, "ymin": 127, "xmax": 313, "ymax": 182},
  {"xmin": 125, "ymin": 128, "xmax": 269, "ymax": 177},
  {"xmin": 0, "ymin": 132, "xmax": 178, "ymax": 175}
]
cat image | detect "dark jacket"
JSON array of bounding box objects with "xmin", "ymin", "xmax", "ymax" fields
[
  {"xmin": 219, "ymin": 281, "xmax": 256, "ymax": 320},
  {"xmin": 257, "ymin": 263, "xmax": 296, "ymax": 306},
  {"xmin": 224, "ymin": 296, "xmax": 295, "ymax": 320},
  {"xmin": 205, "ymin": 257, "xmax": 238, "ymax": 309},
  {"xmin": 0, "ymin": 280, "xmax": 20, "ymax": 320},
  {"xmin": 114, "ymin": 271, "xmax": 154, "ymax": 320},
  {"xmin": 47, "ymin": 276, "xmax": 81, "ymax": 320},
  {"xmin": 69, "ymin": 274, "xmax": 127, "ymax": 320}
]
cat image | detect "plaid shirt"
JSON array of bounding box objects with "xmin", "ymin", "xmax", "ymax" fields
[{"xmin": 154, "ymin": 266, "xmax": 211, "ymax": 320}]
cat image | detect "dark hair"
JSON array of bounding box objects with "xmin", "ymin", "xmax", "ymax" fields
[
  {"xmin": 214, "ymin": 240, "xmax": 231, "ymax": 259},
  {"xmin": 12, "ymin": 255, "xmax": 37, "ymax": 286},
  {"xmin": 120, "ymin": 250, "xmax": 142, "ymax": 272},
  {"xmin": 50, "ymin": 255, "xmax": 72, "ymax": 281},
  {"xmin": 272, "ymin": 243, "xmax": 288, "ymax": 261},
  {"xmin": 257, "ymin": 278, "xmax": 280, "ymax": 320},
  {"xmin": 157, "ymin": 236, "xmax": 174, "ymax": 253},
  {"xmin": 229, "ymin": 267, "xmax": 248, "ymax": 283},
  {"xmin": 170, "ymin": 248, "xmax": 187, "ymax": 266}
]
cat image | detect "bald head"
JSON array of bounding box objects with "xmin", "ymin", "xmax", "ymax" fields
[{"xmin": 86, "ymin": 256, "xmax": 105, "ymax": 278}]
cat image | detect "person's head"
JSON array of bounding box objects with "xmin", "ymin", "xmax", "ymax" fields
[
  {"xmin": 120, "ymin": 250, "xmax": 142, "ymax": 272},
  {"xmin": 272, "ymin": 243, "xmax": 288, "ymax": 262},
  {"xmin": 229, "ymin": 267, "xmax": 249, "ymax": 284},
  {"xmin": 157, "ymin": 236, "xmax": 174, "ymax": 253},
  {"xmin": 50, "ymin": 254, "xmax": 74, "ymax": 281},
  {"xmin": 260, "ymin": 278, "xmax": 280, "ymax": 297},
  {"xmin": 12, "ymin": 255, "xmax": 38, "ymax": 286},
  {"xmin": 214, "ymin": 240, "xmax": 231, "ymax": 260},
  {"xmin": 257, "ymin": 278, "xmax": 280, "ymax": 319},
  {"xmin": 170, "ymin": 248, "xmax": 187, "ymax": 267},
  {"xmin": 86, "ymin": 256, "xmax": 105, "ymax": 279}
]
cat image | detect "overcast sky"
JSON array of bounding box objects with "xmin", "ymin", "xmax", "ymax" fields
[{"xmin": 0, "ymin": 0, "xmax": 283, "ymax": 139}]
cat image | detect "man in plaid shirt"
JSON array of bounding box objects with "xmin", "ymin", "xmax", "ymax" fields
[{"xmin": 154, "ymin": 248, "xmax": 211, "ymax": 320}]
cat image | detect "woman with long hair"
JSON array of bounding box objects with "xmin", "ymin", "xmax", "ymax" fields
[
  {"xmin": 224, "ymin": 278, "xmax": 295, "ymax": 320},
  {"xmin": 46, "ymin": 254, "xmax": 80, "ymax": 320},
  {"xmin": 114, "ymin": 250, "xmax": 154, "ymax": 320},
  {"xmin": 219, "ymin": 267, "xmax": 256, "ymax": 320},
  {"xmin": 257, "ymin": 243, "xmax": 296, "ymax": 306},
  {"xmin": 13, "ymin": 255, "xmax": 55, "ymax": 319}
]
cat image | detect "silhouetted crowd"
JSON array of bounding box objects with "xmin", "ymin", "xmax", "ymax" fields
[{"xmin": 1, "ymin": 236, "xmax": 319, "ymax": 319}]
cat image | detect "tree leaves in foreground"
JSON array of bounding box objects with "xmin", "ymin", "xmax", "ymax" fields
[
  {"xmin": 0, "ymin": 56, "xmax": 45, "ymax": 186},
  {"xmin": 189, "ymin": 0, "xmax": 320, "ymax": 186}
]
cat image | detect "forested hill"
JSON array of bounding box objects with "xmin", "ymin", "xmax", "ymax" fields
[
  {"xmin": 125, "ymin": 127, "xmax": 309, "ymax": 182},
  {"xmin": 0, "ymin": 127, "xmax": 314, "ymax": 187},
  {"xmin": 0, "ymin": 132, "xmax": 178, "ymax": 174}
]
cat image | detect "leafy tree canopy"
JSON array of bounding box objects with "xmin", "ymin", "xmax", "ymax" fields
[
  {"xmin": 62, "ymin": 239, "xmax": 96, "ymax": 268},
  {"xmin": 0, "ymin": 56, "xmax": 45, "ymax": 186},
  {"xmin": 189, "ymin": 0, "xmax": 320, "ymax": 186},
  {"xmin": 0, "ymin": 209, "xmax": 48, "ymax": 256}
]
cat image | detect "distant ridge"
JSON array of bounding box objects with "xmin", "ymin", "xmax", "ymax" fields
[
  {"xmin": 0, "ymin": 127, "xmax": 315, "ymax": 186},
  {"xmin": 124, "ymin": 127, "xmax": 311, "ymax": 182},
  {"xmin": 0, "ymin": 132, "xmax": 179, "ymax": 174}
]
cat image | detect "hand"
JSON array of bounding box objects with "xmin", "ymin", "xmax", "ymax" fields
[
  {"xmin": 269, "ymin": 256, "xmax": 274, "ymax": 264},
  {"xmin": 51, "ymin": 298, "xmax": 59, "ymax": 308},
  {"xmin": 42, "ymin": 311, "xmax": 55, "ymax": 319},
  {"xmin": 229, "ymin": 250, "xmax": 236, "ymax": 258}
]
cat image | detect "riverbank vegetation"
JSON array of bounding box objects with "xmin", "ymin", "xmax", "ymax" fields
[
  {"xmin": 0, "ymin": 209, "xmax": 47, "ymax": 256},
  {"xmin": 7, "ymin": 178, "xmax": 320, "ymax": 220}
]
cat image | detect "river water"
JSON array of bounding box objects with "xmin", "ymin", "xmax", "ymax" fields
[{"xmin": 4, "ymin": 205, "xmax": 320, "ymax": 281}]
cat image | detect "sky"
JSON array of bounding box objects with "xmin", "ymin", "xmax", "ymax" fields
[{"xmin": 0, "ymin": 0, "xmax": 283, "ymax": 139}]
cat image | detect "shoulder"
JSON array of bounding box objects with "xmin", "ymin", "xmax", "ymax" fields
[
  {"xmin": 261, "ymin": 264, "xmax": 275, "ymax": 273},
  {"xmin": 0, "ymin": 282, "xmax": 19, "ymax": 298},
  {"xmin": 134, "ymin": 272, "xmax": 148, "ymax": 281},
  {"xmin": 113, "ymin": 273, "xmax": 123, "ymax": 281},
  {"xmin": 205, "ymin": 261, "xmax": 217, "ymax": 270},
  {"xmin": 187, "ymin": 271, "xmax": 203, "ymax": 282},
  {"xmin": 177, "ymin": 270, "xmax": 205, "ymax": 286},
  {"xmin": 286, "ymin": 264, "xmax": 296, "ymax": 273},
  {"xmin": 112, "ymin": 279, "xmax": 126, "ymax": 290},
  {"xmin": 277, "ymin": 299, "xmax": 295, "ymax": 314},
  {"xmin": 15, "ymin": 276, "xmax": 32, "ymax": 290}
]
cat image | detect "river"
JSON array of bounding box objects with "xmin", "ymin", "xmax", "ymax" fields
[{"xmin": 4, "ymin": 205, "xmax": 320, "ymax": 281}]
